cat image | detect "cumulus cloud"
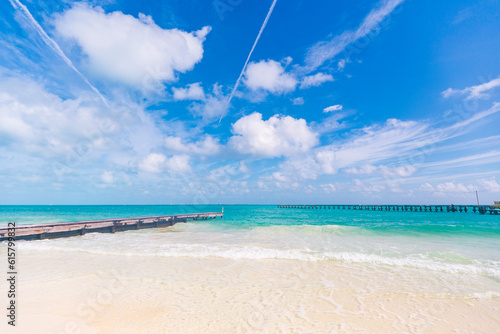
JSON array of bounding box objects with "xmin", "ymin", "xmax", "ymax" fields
[
  {"xmin": 244, "ymin": 59, "xmax": 298, "ymax": 94},
  {"xmin": 164, "ymin": 135, "xmax": 221, "ymax": 156},
  {"xmin": 478, "ymin": 177, "xmax": 500, "ymax": 192},
  {"xmin": 165, "ymin": 154, "xmax": 191, "ymax": 172},
  {"xmin": 350, "ymin": 179, "xmax": 385, "ymax": 193},
  {"xmin": 417, "ymin": 183, "xmax": 434, "ymax": 192},
  {"xmin": 0, "ymin": 74, "xmax": 117, "ymax": 156},
  {"xmin": 139, "ymin": 153, "xmax": 166, "ymax": 173},
  {"xmin": 229, "ymin": 112, "xmax": 318, "ymax": 158},
  {"xmin": 272, "ymin": 172, "xmax": 288, "ymax": 182},
  {"xmin": 441, "ymin": 77, "xmax": 500, "ymax": 100},
  {"xmin": 321, "ymin": 183, "xmax": 337, "ymax": 193},
  {"xmin": 279, "ymin": 155, "xmax": 320, "ymax": 180},
  {"xmin": 315, "ymin": 151, "xmax": 337, "ymax": 174},
  {"xmin": 299, "ymin": 73, "xmax": 334, "ymax": 89},
  {"xmin": 258, "ymin": 172, "xmax": 299, "ymax": 189},
  {"xmin": 436, "ymin": 181, "xmax": 477, "ymax": 193},
  {"xmin": 138, "ymin": 153, "xmax": 190, "ymax": 173},
  {"xmin": 172, "ymin": 83, "xmax": 205, "ymax": 100},
  {"xmin": 292, "ymin": 97, "xmax": 304, "ymax": 105},
  {"xmin": 323, "ymin": 104, "xmax": 343, "ymax": 113},
  {"xmin": 0, "ymin": 69, "xmax": 190, "ymax": 194},
  {"xmin": 54, "ymin": 6, "xmax": 210, "ymax": 87},
  {"xmin": 189, "ymin": 83, "xmax": 228, "ymax": 121}
]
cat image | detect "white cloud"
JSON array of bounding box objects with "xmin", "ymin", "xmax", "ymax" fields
[
  {"xmin": 165, "ymin": 154, "xmax": 191, "ymax": 172},
  {"xmin": 0, "ymin": 75, "xmax": 118, "ymax": 156},
  {"xmin": 305, "ymin": 0, "xmax": 405, "ymax": 71},
  {"xmin": 55, "ymin": 6, "xmax": 210, "ymax": 87},
  {"xmin": 272, "ymin": 172, "xmax": 288, "ymax": 182},
  {"xmin": 344, "ymin": 164, "xmax": 377, "ymax": 175},
  {"xmin": 238, "ymin": 161, "xmax": 249, "ymax": 173},
  {"xmin": 315, "ymin": 151, "xmax": 337, "ymax": 174},
  {"xmin": 189, "ymin": 83, "xmax": 228, "ymax": 121},
  {"xmin": 417, "ymin": 183, "xmax": 434, "ymax": 192},
  {"xmin": 244, "ymin": 59, "xmax": 298, "ymax": 94},
  {"xmin": 280, "ymin": 155, "xmax": 320, "ymax": 180},
  {"xmin": 380, "ymin": 165, "xmax": 417, "ymax": 177},
  {"xmin": 312, "ymin": 113, "xmax": 349, "ymax": 134},
  {"xmin": 323, "ymin": 104, "xmax": 343, "ymax": 113},
  {"xmin": 164, "ymin": 135, "xmax": 221, "ymax": 156},
  {"xmin": 139, "ymin": 153, "xmax": 166, "ymax": 173},
  {"xmin": 259, "ymin": 172, "xmax": 299, "ymax": 189},
  {"xmin": 321, "ymin": 183, "xmax": 337, "ymax": 193},
  {"xmin": 420, "ymin": 151, "xmax": 500, "ymax": 171},
  {"xmin": 441, "ymin": 88, "xmax": 459, "ymax": 98},
  {"xmin": 205, "ymin": 162, "xmax": 250, "ymax": 189},
  {"xmin": 229, "ymin": 112, "xmax": 318, "ymax": 158},
  {"xmin": 138, "ymin": 153, "xmax": 190, "ymax": 173},
  {"xmin": 9, "ymin": 0, "xmax": 108, "ymax": 105},
  {"xmin": 314, "ymin": 118, "xmax": 431, "ymax": 174},
  {"xmin": 299, "ymin": 73, "xmax": 334, "ymax": 89},
  {"xmin": 337, "ymin": 59, "xmax": 347, "ymax": 70},
  {"xmin": 101, "ymin": 171, "xmax": 114, "ymax": 183},
  {"xmin": 279, "ymin": 105, "xmax": 500, "ymax": 185},
  {"xmin": 0, "ymin": 70, "xmax": 192, "ymax": 195},
  {"xmin": 441, "ymin": 77, "xmax": 500, "ymax": 100},
  {"xmin": 172, "ymin": 83, "xmax": 205, "ymax": 100},
  {"xmin": 222, "ymin": 0, "xmax": 279, "ymax": 117},
  {"xmin": 292, "ymin": 97, "xmax": 304, "ymax": 105},
  {"xmin": 446, "ymin": 102, "xmax": 500, "ymax": 132},
  {"xmin": 350, "ymin": 179, "xmax": 385, "ymax": 193},
  {"xmin": 478, "ymin": 177, "xmax": 500, "ymax": 192},
  {"xmin": 436, "ymin": 182, "xmax": 477, "ymax": 193}
]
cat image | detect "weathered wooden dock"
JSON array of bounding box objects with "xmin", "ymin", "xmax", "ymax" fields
[
  {"xmin": 277, "ymin": 205, "xmax": 499, "ymax": 214},
  {"xmin": 0, "ymin": 212, "xmax": 223, "ymax": 242}
]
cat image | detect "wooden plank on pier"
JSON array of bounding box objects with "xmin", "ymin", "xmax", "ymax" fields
[{"xmin": 0, "ymin": 212, "xmax": 223, "ymax": 242}]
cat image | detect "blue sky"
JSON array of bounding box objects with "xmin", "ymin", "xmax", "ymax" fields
[{"xmin": 1, "ymin": 0, "xmax": 500, "ymax": 205}]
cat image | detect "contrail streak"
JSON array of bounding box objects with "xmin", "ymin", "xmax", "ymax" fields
[
  {"xmin": 9, "ymin": 0, "xmax": 109, "ymax": 107},
  {"xmin": 219, "ymin": 0, "xmax": 278, "ymax": 122}
]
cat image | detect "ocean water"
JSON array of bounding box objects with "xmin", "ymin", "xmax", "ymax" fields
[
  {"xmin": 3, "ymin": 204, "xmax": 500, "ymax": 265},
  {"xmin": 1, "ymin": 205, "xmax": 500, "ymax": 333},
  {"xmin": 2, "ymin": 204, "xmax": 500, "ymax": 288}
]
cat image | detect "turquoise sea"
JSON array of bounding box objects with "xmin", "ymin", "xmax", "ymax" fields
[{"xmin": 2, "ymin": 204, "xmax": 500, "ymax": 283}]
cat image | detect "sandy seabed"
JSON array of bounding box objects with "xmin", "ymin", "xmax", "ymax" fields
[{"xmin": 1, "ymin": 249, "xmax": 499, "ymax": 334}]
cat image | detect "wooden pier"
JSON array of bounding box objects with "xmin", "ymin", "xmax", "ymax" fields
[
  {"xmin": 277, "ymin": 204, "xmax": 499, "ymax": 214},
  {"xmin": 0, "ymin": 212, "xmax": 223, "ymax": 242}
]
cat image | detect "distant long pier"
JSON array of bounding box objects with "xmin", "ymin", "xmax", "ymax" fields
[
  {"xmin": 0, "ymin": 212, "xmax": 223, "ymax": 242},
  {"xmin": 277, "ymin": 205, "xmax": 499, "ymax": 215}
]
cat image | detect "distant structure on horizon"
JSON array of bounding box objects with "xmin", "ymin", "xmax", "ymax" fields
[{"xmin": 277, "ymin": 203, "xmax": 500, "ymax": 215}]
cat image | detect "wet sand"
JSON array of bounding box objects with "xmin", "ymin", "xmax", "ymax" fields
[{"xmin": 2, "ymin": 249, "xmax": 499, "ymax": 334}]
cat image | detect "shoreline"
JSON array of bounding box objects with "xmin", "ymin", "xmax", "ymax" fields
[{"xmin": 2, "ymin": 249, "xmax": 499, "ymax": 334}]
